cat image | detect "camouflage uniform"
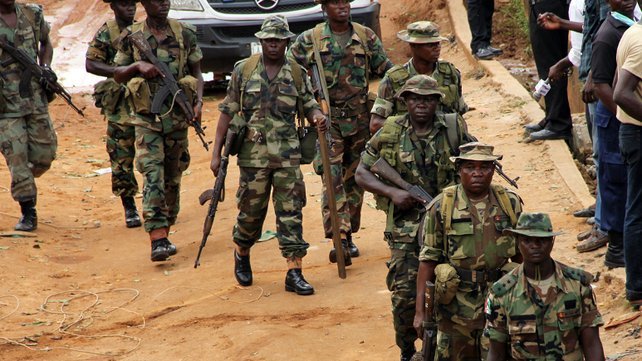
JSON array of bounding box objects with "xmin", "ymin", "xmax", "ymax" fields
[
  {"xmin": 289, "ymin": 21, "xmax": 392, "ymax": 238},
  {"xmin": 360, "ymin": 75, "xmax": 468, "ymax": 356},
  {"xmin": 485, "ymin": 261, "xmax": 603, "ymax": 360},
  {"xmin": 419, "ymin": 182, "xmax": 522, "ymax": 360},
  {"xmin": 0, "ymin": 4, "xmax": 57, "ymax": 203},
  {"xmin": 220, "ymin": 53, "xmax": 320, "ymax": 259},
  {"xmin": 87, "ymin": 20, "xmax": 138, "ymax": 198},
  {"xmin": 114, "ymin": 20, "xmax": 202, "ymax": 233},
  {"xmin": 371, "ymin": 22, "xmax": 467, "ymax": 119}
]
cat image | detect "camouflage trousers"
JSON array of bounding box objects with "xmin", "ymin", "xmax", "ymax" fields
[
  {"xmin": 386, "ymin": 248, "xmax": 419, "ymax": 355},
  {"xmin": 435, "ymin": 322, "xmax": 488, "ymax": 361},
  {"xmin": 315, "ymin": 122, "xmax": 369, "ymax": 238},
  {"xmin": 234, "ymin": 166, "xmax": 309, "ymax": 259},
  {"xmin": 134, "ymin": 127, "xmax": 190, "ymax": 232},
  {"xmin": 106, "ymin": 121, "xmax": 138, "ymax": 197},
  {"xmin": 0, "ymin": 113, "xmax": 57, "ymax": 202}
]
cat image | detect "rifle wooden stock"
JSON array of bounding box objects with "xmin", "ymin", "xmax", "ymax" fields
[{"xmin": 421, "ymin": 280, "xmax": 437, "ymax": 361}]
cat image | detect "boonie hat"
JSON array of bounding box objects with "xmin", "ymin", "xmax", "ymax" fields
[
  {"xmin": 503, "ymin": 212, "xmax": 563, "ymax": 237},
  {"xmin": 254, "ymin": 15, "xmax": 296, "ymax": 40},
  {"xmin": 394, "ymin": 74, "xmax": 445, "ymax": 99},
  {"xmin": 397, "ymin": 21, "xmax": 448, "ymax": 44},
  {"xmin": 450, "ymin": 142, "xmax": 503, "ymax": 163}
]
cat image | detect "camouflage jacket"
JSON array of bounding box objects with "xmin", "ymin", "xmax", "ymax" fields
[
  {"xmin": 485, "ymin": 261, "xmax": 604, "ymax": 360},
  {"xmin": 371, "ymin": 58, "xmax": 468, "ymax": 118},
  {"xmin": 0, "ymin": 3, "xmax": 49, "ymax": 117},
  {"xmin": 219, "ymin": 56, "xmax": 319, "ymax": 168},
  {"xmin": 361, "ymin": 113, "xmax": 463, "ymax": 250},
  {"xmin": 419, "ymin": 183, "xmax": 522, "ymax": 329},
  {"xmin": 114, "ymin": 19, "xmax": 202, "ymax": 132},
  {"xmin": 288, "ymin": 22, "xmax": 392, "ymax": 135}
]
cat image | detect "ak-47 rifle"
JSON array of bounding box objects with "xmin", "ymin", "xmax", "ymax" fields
[
  {"xmin": 370, "ymin": 157, "xmax": 433, "ymax": 208},
  {"xmin": 128, "ymin": 31, "xmax": 209, "ymax": 151},
  {"xmin": 194, "ymin": 129, "xmax": 234, "ymax": 268},
  {"xmin": 310, "ymin": 55, "xmax": 347, "ymax": 279},
  {"xmin": 494, "ymin": 161, "xmax": 519, "ymax": 189},
  {"xmin": 421, "ymin": 281, "xmax": 437, "ymax": 361},
  {"xmin": 0, "ymin": 39, "xmax": 84, "ymax": 116}
]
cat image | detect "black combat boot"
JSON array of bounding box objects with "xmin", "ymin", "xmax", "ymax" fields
[
  {"xmin": 329, "ymin": 239, "xmax": 352, "ymax": 266},
  {"xmin": 15, "ymin": 199, "xmax": 37, "ymax": 232},
  {"xmin": 604, "ymin": 231, "xmax": 625, "ymax": 268},
  {"xmin": 400, "ymin": 348, "xmax": 417, "ymax": 361},
  {"xmin": 346, "ymin": 233, "xmax": 360, "ymax": 258},
  {"xmin": 121, "ymin": 196, "xmax": 141, "ymax": 228},
  {"xmin": 234, "ymin": 249, "xmax": 253, "ymax": 286},
  {"xmin": 285, "ymin": 268, "xmax": 314, "ymax": 295},
  {"xmin": 150, "ymin": 237, "xmax": 175, "ymax": 262}
]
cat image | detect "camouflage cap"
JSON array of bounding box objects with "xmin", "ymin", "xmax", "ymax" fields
[
  {"xmin": 503, "ymin": 212, "xmax": 563, "ymax": 237},
  {"xmin": 254, "ymin": 15, "xmax": 296, "ymax": 40},
  {"xmin": 397, "ymin": 21, "xmax": 447, "ymax": 44},
  {"xmin": 450, "ymin": 142, "xmax": 503, "ymax": 163},
  {"xmin": 394, "ymin": 74, "xmax": 445, "ymax": 99}
]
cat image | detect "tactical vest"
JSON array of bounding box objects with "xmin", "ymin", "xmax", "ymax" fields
[{"xmin": 130, "ymin": 19, "xmax": 187, "ymax": 79}]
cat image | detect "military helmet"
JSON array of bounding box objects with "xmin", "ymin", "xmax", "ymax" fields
[
  {"xmin": 503, "ymin": 212, "xmax": 563, "ymax": 237},
  {"xmin": 450, "ymin": 142, "xmax": 502, "ymax": 163},
  {"xmin": 397, "ymin": 21, "xmax": 448, "ymax": 44},
  {"xmin": 394, "ymin": 74, "xmax": 445, "ymax": 99},
  {"xmin": 254, "ymin": 15, "xmax": 296, "ymax": 40}
]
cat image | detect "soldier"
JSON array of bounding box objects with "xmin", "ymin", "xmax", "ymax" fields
[
  {"xmin": 210, "ymin": 15, "xmax": 326, "ymax": 295},
  {"xmin": 485, "ymin": 212, "xmax": 605, "ymax": 361},
  {"xmin": 86, "ymin": 0, "xmax": 141, "ymax": 228},
  {"xmin": 113, "ymin": 0, "xmax": 203, "ymax": 261},
  {"xmin": 414, "ymin": 142, "xmax": 523, "ymax": 361},
  {"xmin": 289, "ymin": 0, "xmax": 393, "ymax": 264},
  {"xmin": 0, "ymin": 0, "xmax": 57, "ymax": 232},
  {"xmin": 370, "ymin": 21, "xmax": 468, "ymax": 134},
  {"xmin": 355, "ymin": 75, "xmax": 470, "ymax": 361}
]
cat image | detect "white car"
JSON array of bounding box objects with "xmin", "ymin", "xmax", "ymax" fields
[{"xmin": 169, "ymin": 0, "xmax": 382, "ymax": 74}]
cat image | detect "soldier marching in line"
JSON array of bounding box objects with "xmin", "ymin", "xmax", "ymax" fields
[
  {"xmin": 210, "ymin": 15, "xmax": 327, "ymax": 295},
  {"xmin": 289, "ymin": 0, "xmax": 393, "ymax": 265},
  {"xmin": 86, "ymin": 0, "xmax": 142, "ymax": 229}
]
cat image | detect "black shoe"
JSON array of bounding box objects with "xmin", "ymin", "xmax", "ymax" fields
[
  {"xmin": 474, "ymin": 47, "xmax": 495, "ymax": 60},
  {"xmin": 329, "ymin": 239, "xmax": 352, "ymax": 266},
  {"xmin": 524, "ymin": 123, "xmax": 543, "ymax": 133},
  {"xmin": 151, "ymin": 238, "xmax": 173, "ymax": 262},
  {"xmin": 122, "ymin": 196, "xmax": 142, "ymax": 228},
  {"xmin": 15, "ymin": 200, "xmax": 37, "ymax": 232},
  {"xmin": 529, "ymin": 129, "xmax": 571, "ymax": 141},
  {"xmin": 234, "ymin": 250, "xmax": 253, "ymax": 286},
  {"xmin": 346, "ymin": 234, "xmax": 360, "ymax": 258},
  {"xmin": 487, "ymin": 45, "xmax": 503, "ymax": 55},
  {"xmin": 400, "ymin": 349, "xmax": 417, "ymax": 361},
  {"xmin": 605, "ymin": 231, "xmax": 625, "ymax": 269},
  {"xmin": 285, "ymin": 269, "xmax": 314, "ymax": 295},
  {"xmin": 573, "ymin": 206, "xmax": 595, "ymax": 218}
]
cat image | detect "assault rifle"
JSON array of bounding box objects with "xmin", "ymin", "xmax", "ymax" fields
[
  {"xmin": 128, "ymin": 31, "xmax": 209, "ymax": 151},
  {"xmin": 494, "ymin": 161, "xmax": 519, "ymax": 189},
  {"xmin": 194, "ymin": 129, "xmax": 234, "ymax": 268},
  {"xmin": 0, "ymin": 39, "xmax": 84, "ymax": 116},
  {"xmin": 421, "ymin": 281, "xmax": 437, "ymax": 361},
  {"xmin": 370, "ymin": 157, "xmax": 433, "ymax": 208}
]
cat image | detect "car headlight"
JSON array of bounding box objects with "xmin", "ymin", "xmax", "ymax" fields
[{"xmin": 170, "ymin": 0, "xmax": 204, "ymax": 11}]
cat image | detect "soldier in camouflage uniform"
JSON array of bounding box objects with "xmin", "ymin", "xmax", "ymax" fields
[
  {"xmin": 370, "ymin": 21, "xmax": 468, "ymax": 134},
  {"xmin": 0, "ymin": 1, "xmax": 57, "ymax": 232},
  {"xmin": 86, "ymin": 0, "xmax": 141, "ymax": 228},
  {"xmin": 211, "ymin": 15, "xmax": 326, "ymax": 295},
  {"xmin": 415, "ymin": 142, "xmax": 523, "ymax": 361},
  {"xmin": 289, "ymin": 0, "xmax": 393, "ymax": 263},
  {"xmin": 114, "ymin": 0, "xmax": 203, "ymax": 262},
  {"xmin": 485, "ymin": 212, "xmax": 605, "ymax": 361},
  {"xmin": 355, "ymin": 75, "xmax": 470, "ymax": 361}
]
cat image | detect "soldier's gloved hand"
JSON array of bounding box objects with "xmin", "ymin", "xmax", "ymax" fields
[
  {"xmin": 391, "ymin": 189, "xmax": 417, "ymax": 210},
  {"xmin": 413, "ymin": 310, "xmax": 424, "ymax": 339}
]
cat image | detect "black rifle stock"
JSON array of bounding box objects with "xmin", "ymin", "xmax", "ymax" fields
[
  {"xmin": 128, "ymin": 31, "xmax": 209, "ymax": 151},
  {"xmin": 194, "ymin": 129, "xmax": 234, "ymax": 268},
  {"xmin": 370, "ymin": 158, "xmax": 433, "ymax": 208},
  {"xmin": 0, "ymin": 40, "xmax": 84, "ymax": 116},
  {"xmin": 421, "ymin": 280, "xmax": 437, "ymax": 361},
  {"xmin": 311, "ymin": 62, "xmax": 346, "ymax": 279}
]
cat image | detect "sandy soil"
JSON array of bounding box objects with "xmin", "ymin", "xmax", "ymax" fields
[{"xmin": 0, "ymin": 0, "xmax": 640, "ymax": 360}]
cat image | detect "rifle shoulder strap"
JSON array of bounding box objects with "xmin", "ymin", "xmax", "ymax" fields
[
  {"xmin": 440, "ymin": 185, "xmax": 458, "ymax": 253},
  {"xmin": 19, "ymin": 4, "xmax": 43, "ymax": 51},
  {"xmin": 238, "ymin": 53, "xmax": 262, "ymax": 116},
  {"xmin": 289, "ymin": 61, "xmax": 306, "ymax": 127},
  {"xmin": 168, "ymin": 19, "xmax": 185, "ymax": 80},
  {"xmin": 442, "ymin": 113, "xmax": 462, "ymax": 154},
  {"xmin": 312, "ymin": 24, "xmax": 331, "ymax": 105},
  {"xmin": 491, "ymin": 185, "xmax": 518, "ymax": 226}
]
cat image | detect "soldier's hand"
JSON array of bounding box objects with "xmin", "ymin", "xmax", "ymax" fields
[
  {"xmin": 137, "ymin": 61, "xmax": 163, "ymax": 79},
  {"xmin": 210, "ymin": 155, "xmax": 221, "ymax": 177},
  {"xmin": 391, "ymin": 189, "xmax": 417, "ymax": 210},
  {"xmin": 537, "ymin": 12, "xmax": 561, "ymax": 30},
  {"xmin": 313, "ymin": 113, "xmax": 328, "ymax": 132},
  {"xmin": 192, "ymin": 101, "xmax": 203, "ymax": 123},
  {"xmin": 413, "ymin": 311, "xmax": 424, "ymax": 339}
]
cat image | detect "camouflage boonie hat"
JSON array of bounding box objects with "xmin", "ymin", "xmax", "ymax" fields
[
  {"xmin": 254, "ymin": 15, "xmax": 296, "ymax": 40},
  {"xmin": 503, "ymin": 212, "xmax": 563, "ymax": 237},
  {"xmin": 394, "ymin": 74, "xmax": 445, "ymax": 99},
  {"xmin": 450, "ymin": 142, "xmax": 503, "ymax": 162},
  {"xmin": 397, "ymin": 21, "xmax": 447, "ymax": 44}
]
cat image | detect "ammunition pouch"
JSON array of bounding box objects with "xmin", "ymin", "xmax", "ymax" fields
[
  {"xmin": 178, "ymin": 75, "xmax": 198, "ymax": 105},
  {"xmin": 126, "ymin": 77, "xmax": 152, "ymax": 114},
  {"xmin": 298, "ymin": 125, "xmax": 317, "ymax": 164},
  {"xmin": 367, "ymin": 91, "xmax": 377, "ymax": 113},
  {"xmin": 93, "ymin": 78, "xmax": 125, "ymax": 114},
  {"xmin": 227, "ymin": 112, "xmax": 246, "ymax": 156},
  {"xmin": 454, "ymin": 266, "xmax": 503, "ymax": 284},
  {"xmin": 434, "ymin": 263, "xmax": 460, "ymax": 305}
]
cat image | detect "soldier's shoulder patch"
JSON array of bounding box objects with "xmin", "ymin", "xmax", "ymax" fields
[
  {"xmin": 559, "ymin": 262, "xmax": 593, "ymax": 286},
  {"xmin": 491, "ymin": 272, "xmax": 518, "ymax": 296}
]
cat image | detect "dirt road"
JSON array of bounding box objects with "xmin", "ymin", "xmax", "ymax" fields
[{"xmin": 0, "ymin": 0, "xmax": 640, "ymax": 360}]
